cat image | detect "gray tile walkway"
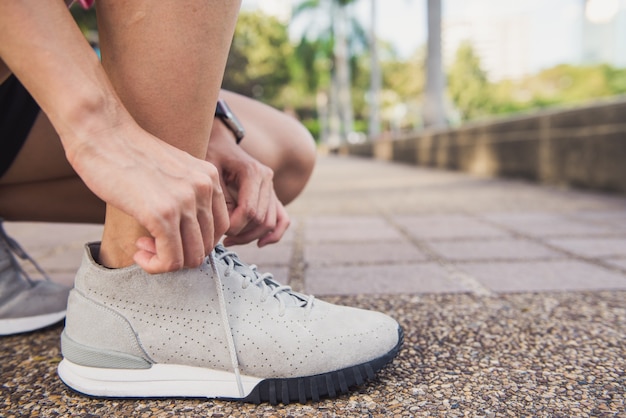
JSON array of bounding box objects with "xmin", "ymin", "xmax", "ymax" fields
[
  {"xmin": 393, "ymin": 214, "xmax": 511, "ymax": 240},
  {"xmin": 304, "ymin": 241, "xmax": 427, "ymax": 266},
  {"xmin": 304, "ymin": 216, "xmax": 405, "ymax": 243},
  {"xmin": 5, "ymin": 154, "xmax": 626, "ymax": 299},
  {"xmin": 481, "ymin": 211, "xmax": 620, "ymax": 237},
  {"xmin": 427, "ymin": 238, "xmax": 563, "ymax": 261},
  {"xmin": 606, "ymin": 257, "xmax": 626, "ymax": 270},
  {"xmin": 305, "ymin": 262, "xmax": 463, "ymax": 295},
  {"xmin": 457, "ymin": 260, "xmax": 626, "ymax": 293},
  {"xmin": 547, "ymin": 236, "xmax": 626, "ymax": 258}
]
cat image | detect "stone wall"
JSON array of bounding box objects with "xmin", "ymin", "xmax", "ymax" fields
[{"xmin": 340, "ymin": 97, "xmax": 626, "ymax": 193}]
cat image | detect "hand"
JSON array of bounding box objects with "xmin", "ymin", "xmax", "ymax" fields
[
  {"xmin": 205, "ymin": 123, "xmax": 290, "ymax": 247},
  {"xmin": 68, "ymin": 119, "xmax": 230, "ymax": 273}
]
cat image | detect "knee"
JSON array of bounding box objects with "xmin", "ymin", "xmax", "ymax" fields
[
  {"xmin": 273, "ymin": 116, "xmax": 317, "ymax": 204},
  {"xmin": 285, "ymin": 119, "xmax": 316, "ymax": 180}
]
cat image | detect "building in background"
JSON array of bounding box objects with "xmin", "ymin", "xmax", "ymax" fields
[
  {"xmin": 442, "ymin": 0, "xmax": 626, "ymax": 82},
  {"xmin": 582, "ymin": 0, "xmax": 626, "ymax": 67},
  {"xmin": 443, "ymin": 15, "xmax": 532, "ymax": 81}
]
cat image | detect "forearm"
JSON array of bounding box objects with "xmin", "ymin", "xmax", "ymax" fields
[
  {"xmin": 0, "ymin": 0, "xmax": 128, "ymax": 163},
  {"xmin": 0, "ymin": 59, "xmax": 10, "ymax": 84}
]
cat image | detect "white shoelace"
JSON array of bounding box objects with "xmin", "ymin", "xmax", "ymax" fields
[
  {"xmin": 0, "ymin": 219, "xmax": 50, "ymax": 285},
  {"xmin": 207, "ymin": 251, "xmax": 245, "ymax": 397},
  {"xmin": 215, "ymin": 246, "xmax": 314, "ymax": 316},
  {"xmin": 208, "ymin": 245, "xmax": 315, "ymax": 397}
]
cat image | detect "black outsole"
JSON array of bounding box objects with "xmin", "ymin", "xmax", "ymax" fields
[{"xmin": 234, "ymin": 326, "xmax": 404, "ymax": 405}]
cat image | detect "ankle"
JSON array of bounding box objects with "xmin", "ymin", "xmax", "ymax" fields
[
  {"xmin": 98, "ymin": 238, "xmax": 136, "ymax": 269},
  {"xmin": 100, "ymin": 206, "xmax": 146, "ymax": 269}
]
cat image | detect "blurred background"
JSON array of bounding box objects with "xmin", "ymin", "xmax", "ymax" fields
[{"xmin": 72, "ymin": 0, "xmax": 626, "ymax": 147}]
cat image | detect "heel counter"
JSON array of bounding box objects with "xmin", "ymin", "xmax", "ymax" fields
[{"xmin": 63, "ymin": 290, "xmax": 152, "ymax": 368}]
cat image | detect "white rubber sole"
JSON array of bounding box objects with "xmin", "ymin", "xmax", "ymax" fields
[
  {"xmin": 57, "ymin": 359, "xmax": 263, "ymax": 399},
  {"xmin": 58, "ymin": 328, "xmax": 404, "ymax": 405},
  {"xmin": 0, "ymin": 310, "xmax": 66, "ymax": 336}
]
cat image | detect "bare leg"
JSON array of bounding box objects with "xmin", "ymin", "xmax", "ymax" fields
[
  {"xmin": 95, "ymin": 0, "xmax": 240, "ymax": 268},
  {"xmin": 0, "ymin": 94, "xmax": 315, "ymax": 223},
  {"xmin": 220, "ymin": 91, "xmax": 316, "ymax": 204},
  {"xmin": 0, "ymin": 112, "xmax": 104, "ymax": 223}
]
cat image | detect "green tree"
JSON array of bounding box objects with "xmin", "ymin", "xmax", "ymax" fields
[
  {"xmin": 487, "ymin": 64, "xmax": 626, "ymax": 117},
  {"xmin": 292, "ymin": 0, "xmax": 366, "ymax": 145},
  {"xmin": 69, "ymin": 3, "xmax": 97, "ymax": 34},
  {"xmin": 381, "ymin": 48, "xmax": 426, "ymax": 131},
  {"xmin": 530, "ymin": 64, "xmax": 625, "ymax": 104},
  {"xmin": 223, "ymin": 11, "xmax": 293, "ymax": 108},
  {"xmin": 447, "ymin": 42, "xmax": 491, "ymax": 121}
]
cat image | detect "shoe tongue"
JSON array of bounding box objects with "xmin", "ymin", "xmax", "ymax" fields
[{"xmin": 215, "ymin": 245, "xmax": 308, "ymax": 308}]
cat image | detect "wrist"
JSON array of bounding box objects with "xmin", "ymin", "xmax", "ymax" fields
[
  {"xmin": 208, "ymin": 116, "xmax": 244, "ymax": 160},
  {"xmin": 214, "ymin": 99, "xmax": 245, "ymax": 144},
  {"xmin": 58, "ymin": 90, "xmax": 133, "ymax": 166}
]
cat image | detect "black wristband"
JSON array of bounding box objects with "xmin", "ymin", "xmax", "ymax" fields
[{"xmin": 215, "ymin": 99, "xmax": 245, "ymax": 144}]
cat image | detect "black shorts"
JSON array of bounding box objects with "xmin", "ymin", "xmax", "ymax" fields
[{"xmin": 0, "ymin": 75, "xmax": 41, "ymax": 178}]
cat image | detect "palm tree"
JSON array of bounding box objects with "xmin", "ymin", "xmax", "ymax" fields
[{"xmin": 292, "ymin": 0, "xmax": 364, "ymax": 146}]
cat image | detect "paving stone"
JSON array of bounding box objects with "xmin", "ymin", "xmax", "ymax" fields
[
  {"xmin": 305, "ymin": 215, "xmax": 389, "ymax": 228},
  {"xmin": 458, "ymin": 260, "xmax": 626, "ymax": 293},
  {"xmin": 606, "ymin": 258, "xmax": 626, "ymax": 271},
  {"xmin": 481, "ymin": 212, "xmax": 617, "ymax": 237},
  {"xmin": 265, "ymin": 266, "xmax": 289, "ymax": 285},
  {"xmin": 5, "ymin": 223, "xmax": 102, "ymax": 287},
  {"xmin": 428, "ymin": 239, "xmax": 563, "ymax": 261},
  {"xmin": 304, "ymin": 216, "xmax": 404, "ymax": 242},
  {"xmin": 547, "ymin": 237, "xmax": 626, "ymax": 258},
  {"xmin": 305, "ymin": 263, "xmax": 466, "ymax": 295},
  {"xmin": 393, "ymin": 214, "xmax": 511, "ymax": 240},
  {"xmin": 21, "ymin": 250, "xmax": 85, "ymax": 287},
  {"xmin": 226, "ymin": 241, "xmax": 293, "ymax": 267},
  {"xmin": 304, "ymin": 241, "xmax": 427, "ymax": 266},
  {"xmin": 567, "ymin": 210, "xmax": 626, "ymax": 227},
  {"xmin": 3, "ymin": 222, "xmax": 103, "ymax": 253}
]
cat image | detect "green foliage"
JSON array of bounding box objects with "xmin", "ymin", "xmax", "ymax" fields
[
  {"xmin": 293, "ymin": 38, "xmax": 332, "ymax": 93},
  {"xmin": 68, "ymin": 4, "xmax": 626, "ymax": 132},
  {"xmin": 70, "ymin": 4, "xmax": 97, "ymax": 34},
  {"xmin": 446, "ymin": 43, "xmax": 626, "ymax": 123},
  {"xmin": 382, "ymin": 48, "xmax": 425, "ymax": 104},
  {"xmin": 222, "ymin": 12, "xmax": 293, "ymax": 108},
  {"xmin": 486, "ymin": 64, "xmax": 626, "ymax": 118},
  {"xmin": 301, "ymin": 118, "xmax": 321, "ymax": 141},
  {"xmin": 447, "ymin": 42, "xmax": 491, "ymax": 121}
]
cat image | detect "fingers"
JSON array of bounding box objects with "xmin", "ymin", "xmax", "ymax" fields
[
  {"xmin": 197, "ymin": 166, "xmax": 229, "ymax": 255},
  {"xmin": 223, "ymin": 191, "xmax": 289, "ymax": 247},
  {"xmin": 228, "ymin": 164, "xmax": 274, "ymax": 236},
  {"xmin": 258, "ymin": 200, "xmax": 289, "ymax": 247},
  {"xmin": 211, "ymin": 185, "xmax": 230, "ymax": 248},
  {"xmin": 134, "ymin": 214, "xmax": 185, "ymax": 273},
  {"xmin": 133, "ymin": 161, "xmax": 230, "ymax": 273},
  {"xmin": 227, "ymin": 175, "xmax": 260, "ymax": 235}
]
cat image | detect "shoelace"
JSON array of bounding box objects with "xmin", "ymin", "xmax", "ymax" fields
[
  {"xmin": 214, "ymin": 245, "xmax": 314, "ymax": 316},
  {"xmin": 207, "ymin": 245, "xmax": 315, "ymax": 398},
  {"xmin": 0, "ymin": 219, "xmax": 51, "ymax": 286}
]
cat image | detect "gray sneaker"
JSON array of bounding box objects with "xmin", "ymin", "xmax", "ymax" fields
[
  {"xmin": 0, "ymin": 221, "xmax": 70, "ymax": 335},
  {"xmin": 58, "ymin": 243, "xmax": 402, "ymax": 404}
]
